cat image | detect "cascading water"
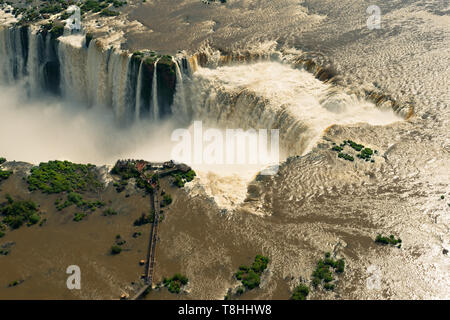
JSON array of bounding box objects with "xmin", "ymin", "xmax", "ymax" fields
[
  {"xmin": 151, "ymin": 58, "xmax": 160, "ymax": 121},
  {"xmin": 0, "ymin": 24, "xmax": 177, "ymax": 125},
  {"xmin": 171, "ymin": 61, "xmax": 402, "ymax": 158},
  {"xmin": 135, "ymin": 59, "xmax": 144, "ymax": 121}
]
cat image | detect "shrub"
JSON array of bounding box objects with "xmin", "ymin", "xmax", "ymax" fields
[
  {"xmin": 163, "ymin": 273, "xmax": 189, "ymax": 294},
  {"xmin": 375, "ymin": 234, "xmax": 401, "ymax": 246},
  {"xmin": 161, "ymin": 194, "xmax": 172, "ymax": 207},
  {"xmin": 111, "ymin": 245, "xmax": 122, "ymax": 254},
  {"xmin": 0, "ymin": 196, "xmax": 40, "ymax": 229},
  {"xmin": 133, "ymin": 211, "xmax": 155, "ymax": 226},
  {"xmin": 0, "ymin": 157, "xmax": 6, "ymax": 165},
  {"xmin": 311, "ymin": 253, "xmax": 344, "ymax": 290},
  {"xmin": 73, "ymin": 212, "xmax": 86, "ymax": 222},
  {"xmin": 291, "ymin": 284, "xmax": 309, "ymax": 300},
  {"xmin": 235, "ymin": 255, "xmax": 269, "ymax": 290},
  {"xmin": 0, "ymin": 169, "xmax": 12, "ymax": 181},
  {"xmin": 103, "ymin": 208, "xmax": 118, "ymax": 216}
]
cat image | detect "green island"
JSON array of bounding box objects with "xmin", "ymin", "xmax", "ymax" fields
[
  {"xmin": 172, "ymin": 169, "xmax": 196, "ymax": 188},
  {"xmin": 163, "ymin": 273, "xmax": 189, "ymax": 294},
  {"xmin": 331, "ymin": 140, "xmax": 377, "ymax": 163},
  {"xmin": 375, "ymin": 234, "xmax": 402, "ymax": 247},
  {"xmin": 27, "ymin": 160, "xmax": 103, "ymax": 194},
  {"xmin": 0, "ymin": 195, "xmax": 41, "ymax": 230}
]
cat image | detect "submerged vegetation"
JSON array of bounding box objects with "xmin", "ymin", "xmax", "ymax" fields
[
  {"xmin": 55, "ymin": 192, "xmax": 105, "ymax": 212},
  {"xmin": 311, "ymin": 252, "xmax": 345, "ymax": 290},
  {"xmin": 291, "ymin": 283, "xmax": 309, "ymax": 300},
  {"xmin": 133, "ymin": 211, "xmax": 155, "ymax": 226},
  {"xmin": 163, "ymin": 274, "xmax": 189, "ymax": 294},
  {"xmin": 375, "ymin": 234, "xmax": 402, "ymax": 247},
  {"xmin": 235, "ymin": 255, "xmax": 269, "ymax": 290}
]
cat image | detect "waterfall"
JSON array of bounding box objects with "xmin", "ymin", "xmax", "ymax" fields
[
  {"xmin": 0, "ymin": 25, "xmax": 180, "ymax": 125},
  {"xmin": 135, "ymin": 59, "xmax": 144, "ymax": 121},
  {"xmin": 173, "ymin": 55, "xmax": 188, "ymax": 116},
  {"xmin": 151, "ymin": 58, "xmax": 160, "ymax": 121}
]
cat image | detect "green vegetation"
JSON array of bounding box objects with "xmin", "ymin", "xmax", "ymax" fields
[
  {"xmin": 133, "ymin": 211, "xmax": 155, "ymax": 226},
  {"xmin": 0, "ymin": 231, "xmax": 4, "ymax": 238},
  {"xmin": 8, "ymin": 279, "xmax": 24, "ymax": 287},
  {"xmin": 0, "ymin": 158, "xmax": 6, "ymax": 165},
  {"xmin": 50, "ymin": 25, "xmax": 64, "ymax": 39},
  {"xmin": 132, "ymin": 231, "xmax": 142, "ymax": 238},
  {"xmin": 99, "ymin": 8, "xmax": 120, "ymax": 17},
  {"xmin": 55, "ymin": 192, "xmax": 104, "ymax": 212},
  {"xmin": 111, "ymin": 245, "xmax": 122, "ymax": 254},
  {"xmin": 172, "ymin": 170, "xmax": 196, "ymax": 188},
  {"xmin": 27, "ymin": 161, "xmax": 102, "ymax": 194},
  {"xmin": 111, "ymin": 160, "xmax": 146, "ymax": 192},
  {"xmin": 311, "ymin": 252, "xmax": 345, "ymax": 290},
  {"xmin": 161, "ymin": 194, "xmax": 172, "ymax": 207},
  {"xmin": 73, "ymin": 212, "xmax": 86, "ymax": 222},
  {"xmin": 235, "ymin": 255, "xmax": 269, "ymax": 290},
  {"xmin": 0, "ymin": 169, "xmax": 12, "ymax": 182},
  {"xmin": 291, "ymin": 283, "xmax": 309, "ymax": 300},
  {"xmin": 0, "ymin": 249, "xmax": 9, "ymax": 255},
  {"xmin": 338, "ymin": 152, "xmax": 354, "ymax": 162},
  {"xmin": 0, "ymin": 195, "xmax": 40, "ymax": 229},
  {"xmin": 39, "ymin": 4, "xmax": 63, "ymax": 15},
  {"xmin": 331, "ymin": 140, "xmax": 376, "ymax": 163},
  {"xmin": 163, "ymin": 274, "xmax": 188, "ymax": 294},
  {"xmin": 357, "ymin": 147, "xmax": 373, "ymax": 161},
  {"xmin": 375, "ymin": 234, "xmax": 402, "ymax": 247}
]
